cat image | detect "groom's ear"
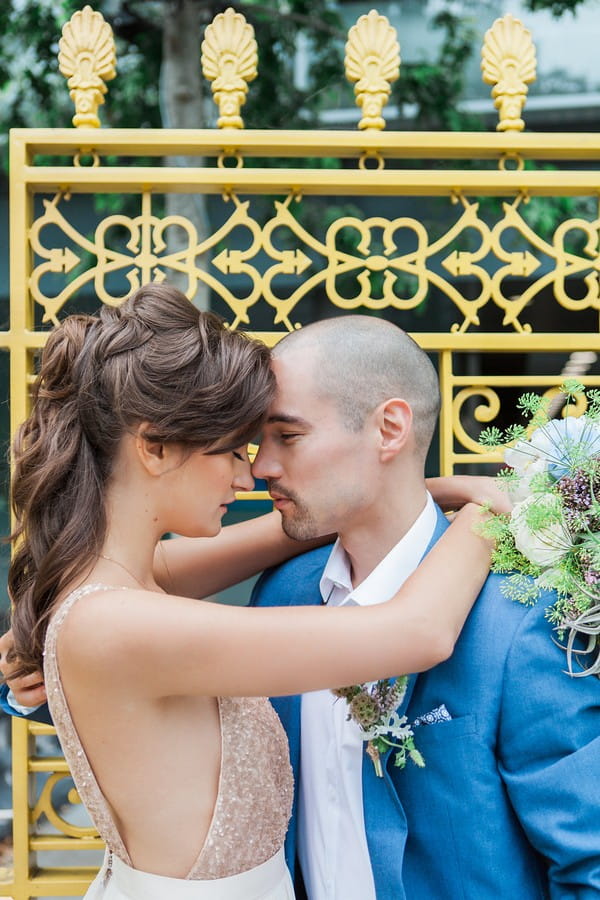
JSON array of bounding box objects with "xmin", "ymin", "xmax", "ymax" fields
[{"xmin": 376, "ymin": 398, "xmax": 413, "ymax": 462}]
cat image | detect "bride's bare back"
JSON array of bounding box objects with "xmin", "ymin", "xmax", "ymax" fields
[{"xmin": 46, "ymin": 585, "xmax": 293, "ymax": 879}]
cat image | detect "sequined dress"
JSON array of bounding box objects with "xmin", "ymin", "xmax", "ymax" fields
[{"xmin": 44, "ymin": 584, "xmax": 295, "ymax": 900}]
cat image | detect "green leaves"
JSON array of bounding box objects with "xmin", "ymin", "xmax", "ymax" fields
[{"xmin": 479, "ymin": 426, "xmax": 504, "ymax": 448}]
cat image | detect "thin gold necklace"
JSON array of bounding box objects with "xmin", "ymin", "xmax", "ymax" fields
[{"xmin": 99, "ymin": 554, "xmax": 149, "ymax": 590}]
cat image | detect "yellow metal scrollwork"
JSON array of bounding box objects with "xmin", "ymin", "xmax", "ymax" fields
[
  {"xmin": 58, "ymin": 5, "xmax": 116, "ymax": 128},
  {"xmin": 29, "ymin": 191, "xmax": 264, "ymax": 328},
  {"xmin": 481, "ymin": 13, "xmax": 536, "ymax": 132},
  {"xmin": 345, "ymin": 9, "xmax": 400, "ymax": 131},
  {"xmin": 31, "ymin": 775, "xmax": 98, "ymax": 839},
  {"xmin": 30, "ymin": 188, "xmax": 600, "ymax": 335},
  {"xmin": 452, "ymin": 387, "xmax": 502, "ymax": 456},
  {"xmin": 201, "ymin": 7, "xmax": 258, "ymax": 129}
]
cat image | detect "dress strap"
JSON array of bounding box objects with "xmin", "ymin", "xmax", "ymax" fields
[{"xmin": 44, "ymin": 583, "xmax": 133, "ymax": 867}]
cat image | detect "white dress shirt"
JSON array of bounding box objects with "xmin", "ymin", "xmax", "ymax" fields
[{"xmin": 297, "ymin": 493, "xmax": 437, "ymax": 900}]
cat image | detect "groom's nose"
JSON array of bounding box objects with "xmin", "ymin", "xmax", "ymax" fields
[{"xmin": 252, "ymin": 443, "xmax": 282, "ymax": 481}]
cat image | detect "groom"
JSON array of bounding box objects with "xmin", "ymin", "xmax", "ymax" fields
[
  {"xmin": 3, "ymin": 315, "xmax": 600, "ymax": 898},
  {"xmin": 248, "ymin": 316, "xmax": 600, "ymax": 900}
]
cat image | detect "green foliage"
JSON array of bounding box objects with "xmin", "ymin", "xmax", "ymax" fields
[
  {"xmin": 500, "ymin": 573, "xmax": 542, "ymax": 605},
  {"xmin": 479, "ymin": 513, "xmax": 540, "ymax": 578},
  {"xmin": 479, "ymin": 425, "xmax": 504, "ymax": 448},
  {"xmin": 586, "ymin": 390, "xmax": 600, "ymax": 420},
  {"xmin": 525, "ymin": 0, "xmax": 589, "ymax": 14},
  {"xmin": 505, "ymin": 424, "xmax": 528, "ymax": 444},
  {"xmin": 560, "ymin": 379, "xmax": 586, "ymax": 397},
  {"xmin": 392, "ymin": 9, "xmax": 479, "ymax": 131},
  {"xmin": 525, "ymin": 493, "xmax": 563, "ymax": 529},
  {"xmin": 517, "ymin": 392, "xmax": 546, "ymax": 417},
  {"xmin": 0, "ymin": 0, "xmax": 345, "ymax": 172}
]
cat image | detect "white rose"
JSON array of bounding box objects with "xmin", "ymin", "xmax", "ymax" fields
[
  {"xmin": 503, "ymin": 447, "xmax": 547, "ymax": 502},
  {"xmin": 504, "ymin": 439, "xmax": 546, "ymax": 474},
  {"xmin": 509, "ymin": 494, "xmax": 572, "ymax": 568}
]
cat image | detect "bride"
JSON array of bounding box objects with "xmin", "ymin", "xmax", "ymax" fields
[{"xmin": 7, "ymin": 283, "xmax": 496, "ymax": 899}]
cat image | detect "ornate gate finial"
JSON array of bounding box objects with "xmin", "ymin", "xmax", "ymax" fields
[
  {"xmin": 345, "ymin": 9, "xmax": 400, "ymax": 131},
  {"xmin": 58, "ymin": 5, "xmax": 116, "ymax": 128},
  {"xmin": 481, "ymin": 14, "xmax": 536, "ymax": 133},
  {"xmin": 201, "ymin": 7, "xmax": 258, "ymax": 129}
]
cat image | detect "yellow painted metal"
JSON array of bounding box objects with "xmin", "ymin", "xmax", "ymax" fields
[
  {"xmin": 58, "ymin": 5, "xmax": 117, "ymax": 128},
  {"xmin": 345, "ymin": 9, "xmax": 400, "ymax": 132},
  {"xmin": 14, "ymin": 127, "xmax": 600, "ymax": 158},
  {"xmin": 5, "ymin": 4, "xmax": 600, "ymax": 897},
  {"xmin": 481, "ymin": 14, "xmax": 537, "ymax": 133},
  {"xmin": 201, "ymin": 7, "xmax": 258, "ymax": 129}
]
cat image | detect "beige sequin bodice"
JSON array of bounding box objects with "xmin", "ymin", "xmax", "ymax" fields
[{"xmin": 44, "ymin": 584, "xmax": 294, "ymax": 879}]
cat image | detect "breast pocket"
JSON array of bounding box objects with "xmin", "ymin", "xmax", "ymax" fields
[{"xmin": 413, "ymin": 713, "xmax": 478, "ymax": 746}]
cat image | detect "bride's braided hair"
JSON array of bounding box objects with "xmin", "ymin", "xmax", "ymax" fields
[{"xmin": 8, "ymin": 283, "xmax": 275, "ymax": 675}]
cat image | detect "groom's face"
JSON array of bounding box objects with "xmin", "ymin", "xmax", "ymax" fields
[{"xmin": 252, "ymin": 347, "xmax": 376, "ymax": 540}]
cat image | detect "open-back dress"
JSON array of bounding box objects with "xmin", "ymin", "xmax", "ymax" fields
[{"xmin": 44, "ymin": 584, "xmax": 295, "ymax": 900}]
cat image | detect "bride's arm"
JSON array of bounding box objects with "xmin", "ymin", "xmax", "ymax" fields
[
  {"xmin": 69, "ymin": 503, "xmax": 493, "ymax": 699},
  {"xmin": 153, "ymin": 511, "xmax": 332, "ymax": 598},
  {"xmin": 426, "ymin": 475, "xmax": 512, "ymax": 515}
]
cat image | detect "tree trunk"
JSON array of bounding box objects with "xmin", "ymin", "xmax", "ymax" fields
[{"xmin": 161, "ymin": 0, "xmax": 212, "ymax": 308}]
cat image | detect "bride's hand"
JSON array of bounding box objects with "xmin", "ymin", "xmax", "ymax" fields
[
  {"xmin": 0, "ymin": 629, "xmax": 47, "ymax": 707},
  {"xmin": 426, "ymin": 475, "xmax": 513, "ymax": 516}
]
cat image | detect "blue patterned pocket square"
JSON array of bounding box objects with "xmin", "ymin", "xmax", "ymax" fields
[{"xmin": 412, "ymin": 704, "xmax": 452, "ymax": 727}]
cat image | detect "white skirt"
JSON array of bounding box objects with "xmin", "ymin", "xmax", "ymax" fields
[{"xmin": 85, "ymin": 848, "xmax": 295, "ymax": 900}]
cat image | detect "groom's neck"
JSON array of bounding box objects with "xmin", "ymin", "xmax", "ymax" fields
[{"xmin": 341, "ymin": 480, "xmax": 429, "ymax": 588}]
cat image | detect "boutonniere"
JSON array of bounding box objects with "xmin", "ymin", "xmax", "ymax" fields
[{"xmin": 332, "ymin": 676, "xmax": 425, "ymax": 777}]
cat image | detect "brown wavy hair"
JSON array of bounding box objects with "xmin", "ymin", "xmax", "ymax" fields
[{"xmin": 8, "ymin": 283, "xmax": 275, "ymax": 676}]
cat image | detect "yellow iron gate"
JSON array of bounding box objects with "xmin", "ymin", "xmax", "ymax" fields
[{"xmin": 3, "ymin": 5, "xmax": 600, "ymax": 896}]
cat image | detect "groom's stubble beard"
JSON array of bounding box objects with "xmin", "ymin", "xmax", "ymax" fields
[{"xmin": 268, "ymin": 482, "xmax": 321, "ymax": 541}]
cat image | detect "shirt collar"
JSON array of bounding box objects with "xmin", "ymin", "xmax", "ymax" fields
[{"xmin": 319, "ymin": 493, "xmax": 437, "ymax": 607}]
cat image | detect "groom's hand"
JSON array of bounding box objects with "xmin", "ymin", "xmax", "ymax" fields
[{"xmin": 0, "ymin": 629, "xmax": 47, "ymax": 707}]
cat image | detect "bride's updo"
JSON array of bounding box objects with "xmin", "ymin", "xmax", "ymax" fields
[{"xmin": 8, "ymin": 283, "xmax": 275, "ymax": 675}]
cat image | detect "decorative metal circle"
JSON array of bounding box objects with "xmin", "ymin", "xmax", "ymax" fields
[
  {"xmin": 498, "ymin": 152, "xmax": 524, "ymax": 172},
  {"xmin": 358, "ymin": 150, "xmax": 385, "ymax": 171},
  {"xmin": 218, "ymin": 150, "xmax": 244, "ymax": 169},
  {"xmin": 73, "ymin": 149, "xmax": 100, "ymax": 168}
]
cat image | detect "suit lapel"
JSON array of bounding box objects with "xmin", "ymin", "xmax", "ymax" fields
[
  {"xmin": 363, "ymin": 747, "xmax": 408, "ymax": 900},
  {"xmin": 363, "ymin": 505, "xmax": 449, "ymax": 897}
]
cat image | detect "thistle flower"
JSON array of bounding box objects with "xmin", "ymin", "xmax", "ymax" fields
[
  {"xmin": 331, "ymin": 684, "xmax": 361, "ymax": 701},
  {"xmin": 349, "ymin": 692, "xmax": 381, "ymax": 728}
]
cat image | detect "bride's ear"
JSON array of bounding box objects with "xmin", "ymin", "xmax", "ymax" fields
[
  {"xmin": 376, "ymin": 398, "xmax": 413, "ymax": 462},
  {"xmin": 134, "ymin": 423, "xmax": 180, "ymax": 476}
]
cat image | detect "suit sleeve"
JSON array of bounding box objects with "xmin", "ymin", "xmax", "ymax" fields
[
  {"xmin": 0, "ymin": 683, "xmax": 54, "ymax": 725},
  {"xmin": 497, "ymin": 597, "xmax": 600, "ymax": 898}
]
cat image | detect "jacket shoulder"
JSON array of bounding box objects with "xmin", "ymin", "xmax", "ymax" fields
[{"xmin": 250, "ymin": 544, "xmax": 333, "ymax": 608}]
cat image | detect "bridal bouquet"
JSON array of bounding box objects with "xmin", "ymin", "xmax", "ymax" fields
[{"xmin": 479, "ymin": 379, "xmax": 600, "ymax": 676}]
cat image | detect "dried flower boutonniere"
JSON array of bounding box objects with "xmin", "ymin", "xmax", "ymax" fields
[{"xmin": 332, "ymin": 676, "xmax": 425, "ymax": 777}]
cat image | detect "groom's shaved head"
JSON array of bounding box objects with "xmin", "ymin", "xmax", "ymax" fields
[{"xmin": 274, "ymin": 316, "xmax": 440, "ymax": 458}]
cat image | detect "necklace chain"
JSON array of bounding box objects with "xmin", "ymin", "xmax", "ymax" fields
[{"xmin": 99, "ymin": 554, "xmax": 148, "ymax": 590}]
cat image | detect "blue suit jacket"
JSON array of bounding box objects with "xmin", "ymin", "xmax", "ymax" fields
[{"xmin": 251, "ymin": 507, "xmax": 600, "ymax": 900}]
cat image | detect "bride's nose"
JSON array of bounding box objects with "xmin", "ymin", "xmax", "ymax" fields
[{"xmin": 233, "ymin": 458, "xmax": 255, "ymax": 493}]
